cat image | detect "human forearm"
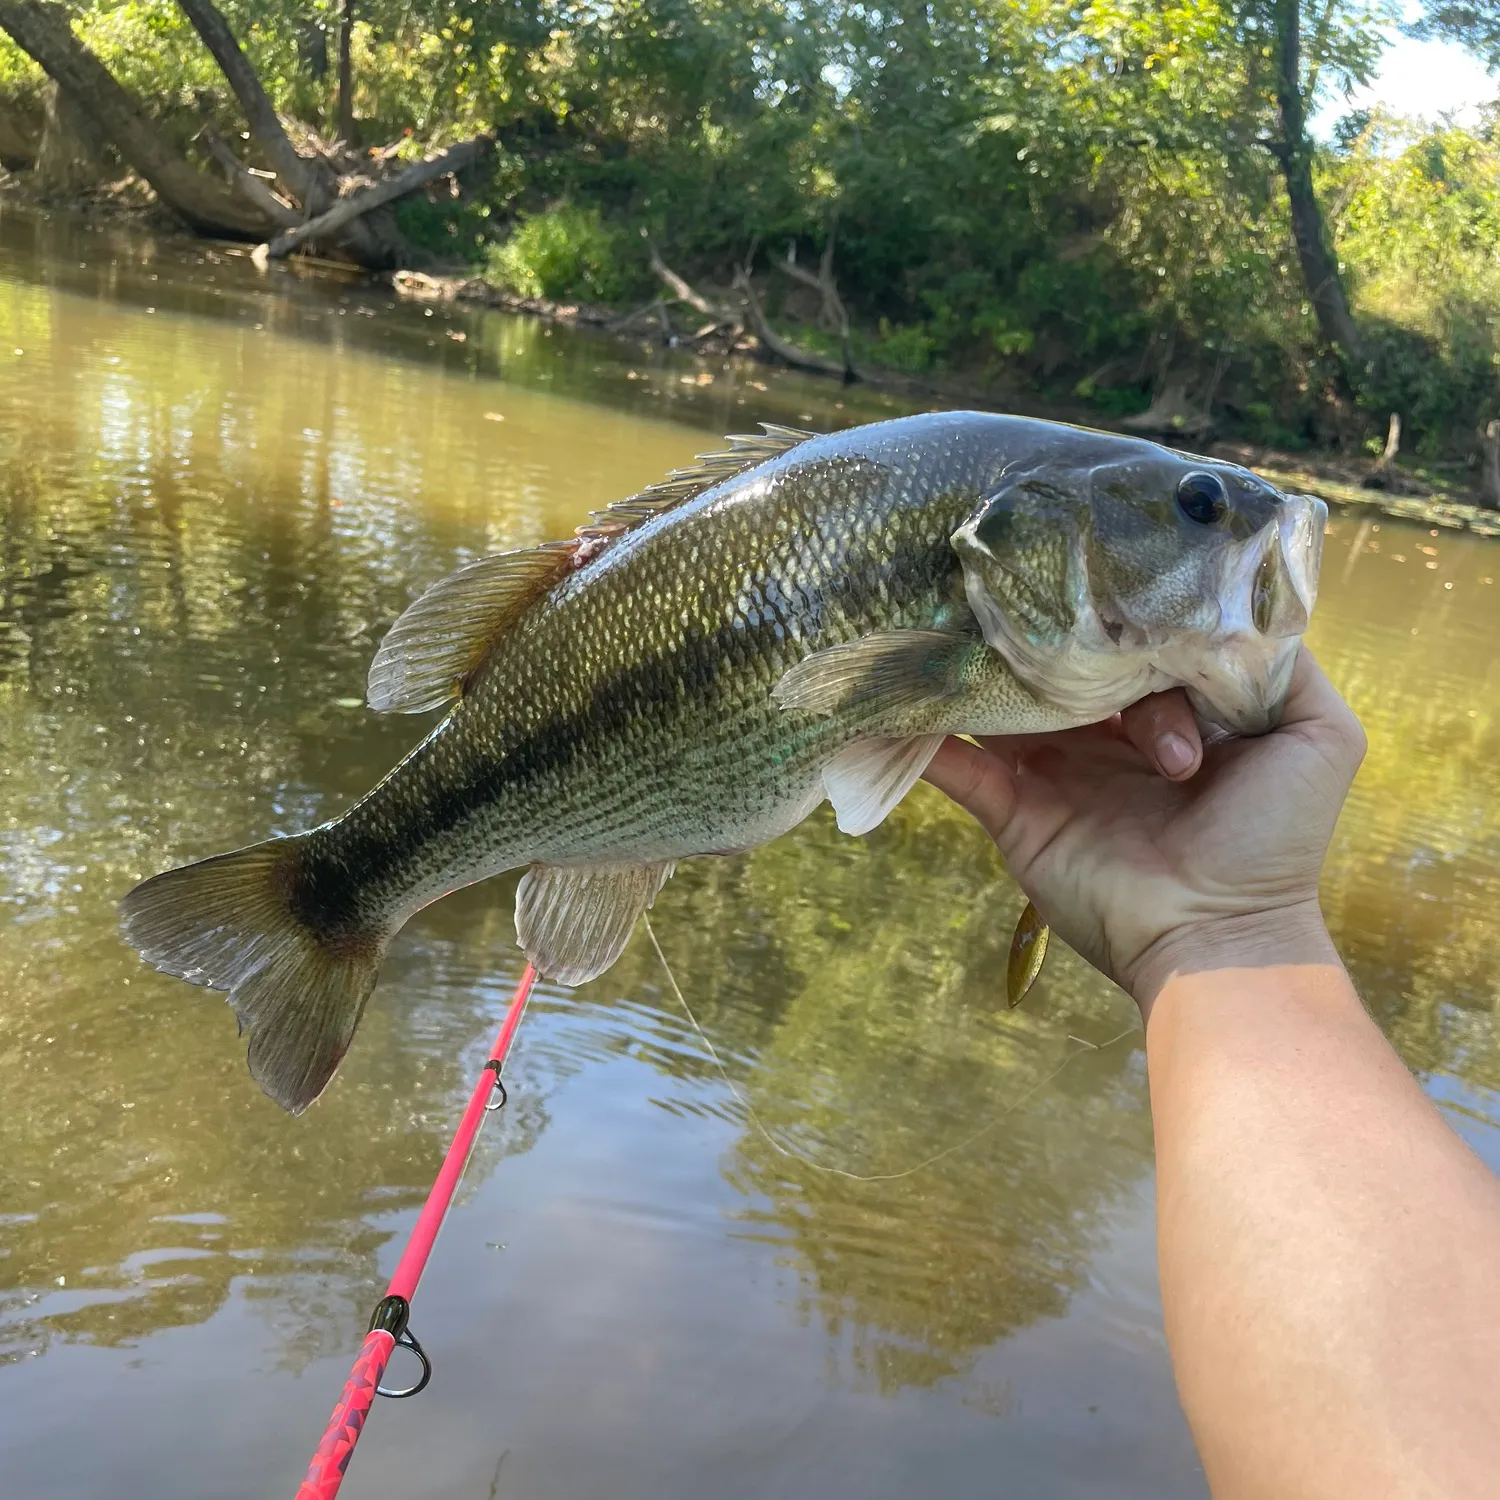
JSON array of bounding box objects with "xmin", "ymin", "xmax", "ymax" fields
[{"xmin": 1143, "ymin": 927, "xmax": 1500, "ymax": 1500}]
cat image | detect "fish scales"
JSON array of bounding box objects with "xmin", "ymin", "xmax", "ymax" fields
[
  {"xmin": 119, "ymin": 411, "xmax": 1325, "ymax": 1112},
  {"xmin": 301, "ymin": 439, "xmax": 990, "ymax": 928}
]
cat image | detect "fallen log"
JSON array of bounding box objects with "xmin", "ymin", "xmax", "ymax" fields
[
  {"xmin": 252, "ymin": 134, "xmax": 492, "ymax": 264},
  {"xmin": 608, "ymin": 296, "xmax": 667, "ymax": 333},
  {"xmin": 734, "ymin": 265, "xmax": 854, "ymax": 381},
  {"xmin": 642, "ymin": 232, "xmax": 731, "ymax": 322},
  {"xmin": 199, "ymin": 126, "xmax": 299, "ymax": 227}
]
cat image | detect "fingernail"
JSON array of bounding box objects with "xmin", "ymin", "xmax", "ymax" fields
[{"xmin": 1157, "ymin": 732, "xmax": 1195, "ymax": 777}]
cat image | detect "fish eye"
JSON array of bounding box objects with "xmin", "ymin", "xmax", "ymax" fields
[{"xmin": 1176, "ymin": 472, "xmax": 1228, "ymax": 525}]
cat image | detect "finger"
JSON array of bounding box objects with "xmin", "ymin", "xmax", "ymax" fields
[
  {"xmin": 921, "ymin": 736, "xmax": 1019, "ymax": 840},
  {"xmin": 1119, "ymin": 688, "xmax": 1202, "ymax": 780}
]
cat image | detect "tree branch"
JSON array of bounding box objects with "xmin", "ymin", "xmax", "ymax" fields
[
  {"xmin": 642, "ymin": 231, "xmax": 730, "ymax": 320},
  {"xmin": 199, "ymin": 126, "xmax": 299, "ymax": 226},
  {"xmin": 733, "ymin": 264, "xmax": 854, "ymax": 381},
  {"xmin": 251, "ymin": 134, "xmax": 491, "ymax": 262}
]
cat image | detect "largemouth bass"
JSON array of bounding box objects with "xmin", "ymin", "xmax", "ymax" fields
[{"xmin": 120, "ymin": 412, "xmax": 1324, "ymax": 1113}]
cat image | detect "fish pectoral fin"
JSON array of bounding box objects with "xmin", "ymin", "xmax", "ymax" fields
[
  {"xmin": 515, "ymin": 861, "xmax": 676, "ymax": 986},
  {"xmin": 367, "ymin": 543, "xmax": 575, "ymax": 713},
  {"xmin": 822, "ymin": 734, "xmax": 947, "ymax": 837},
  {"xmin": 772, "ymin": 629, "xmax": 973, "ymax": 718}
]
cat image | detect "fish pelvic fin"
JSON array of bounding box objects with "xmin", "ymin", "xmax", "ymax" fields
[
  {"xmin": 369, "ymin": 425, "xmax": 820, "ymax": 716},
  {"xmin": 516, "ymin": 861, "xmax": 675, "ymax": 986},
  {"xmin": 822, "ymin": 735, "xmax": 947, "ymax": 836},
  {"xmin": 118, "ymin": 836, "xmax": 386, "ymax": 1115}
]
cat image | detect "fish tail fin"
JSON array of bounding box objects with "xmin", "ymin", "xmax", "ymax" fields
[{"xmin": 118, "ymin": 834, "xmax": 386, "ymax": 1116}]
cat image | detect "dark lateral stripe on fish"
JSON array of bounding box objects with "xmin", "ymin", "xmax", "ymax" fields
[{"xmin": 290, "ymin": 533, "xmax": 966, "ymax": 931}]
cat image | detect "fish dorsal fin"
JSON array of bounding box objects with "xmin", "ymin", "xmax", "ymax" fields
[
  {"xmin": 368, "ymin": 424, "xmax": 818, "ymax": 715},
  {"xmin": 367, "ymin": 542, "xmax": 575, "ymax": 713},
  {"xmin": 572, "ymin": 423, "xmax": 817, "ymax": 553},
  {"xmin": 515, "ymin": 861, "xmax": 676, "ymax": 985}
]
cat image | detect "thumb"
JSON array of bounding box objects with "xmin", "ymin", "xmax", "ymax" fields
[{"xmin": 921, "ymin": 736, "xmax": 1020, "ymax": 843}]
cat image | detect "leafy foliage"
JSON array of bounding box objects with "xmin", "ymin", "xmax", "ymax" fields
[
  {"xmin": 0, "ymin": 0, "xmax": 1497, "ymax": 453},
  {"xmin": 484, "ymin": 200, "xmax": 646, "ymax": 302}
]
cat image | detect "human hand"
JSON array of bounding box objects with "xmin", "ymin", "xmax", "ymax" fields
[{"xmin": 922, "ymin": 647, "xmax": 1366, "ymax": 1012}]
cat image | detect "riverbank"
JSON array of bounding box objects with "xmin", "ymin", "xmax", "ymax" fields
[
  {"xmin": 6, "ymin": 184, "xmax": 1498, "ymax": 536},
  {"xmin": 386, "ymin": 265, "xmax": 1500, "ymax": 536}
]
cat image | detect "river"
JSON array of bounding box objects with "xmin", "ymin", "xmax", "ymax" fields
[{"xmin": 0, "ymin": 205, "xmax": 1496, "ymax": 1500}]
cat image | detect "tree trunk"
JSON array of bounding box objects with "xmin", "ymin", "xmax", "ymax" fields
[
  {"xmin": 33, "ymin": 79, "xmax": 104, "ymax": 194},
  {"xmin": 1363, "ymin": 411, "xmax": 1402, "ymax": 489},
  {"xmin": 336, "ymin": 0, "xmax": 355, "ymax": 144},
  {"xmin": 297, "ymin": 17, "xmax": 327, "ymax": 82},
  {"xmin": 175, "ymin": 0, "xmax": 324, "ymax": 206},
  {"xmin": 1272, "ymin": 0, "xmax": 1362, "ymax": 367},
  {"xmin": 0, "ymin": 0, "xmax": 272, "ymax": 236},
  {"xmin": 174, "ymin": 1, "xmax": 404, "ymax": 263},
  {"xmin": 643, "ymin": 232, "xmax": 734, "ymax": 322},
  {"xmin": 1481, "ymin": 420, "xmax": 1500, "ymax": 510},
  {"xmin": 776, "ymin": 222, "xmax": 855, "ymax": 375},
  {"xmin": 0, "ymin": 93, "xmax": 41, "ymax": 169}
]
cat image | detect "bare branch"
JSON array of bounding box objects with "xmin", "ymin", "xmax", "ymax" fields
[
  {"xmin": 642, "ymin": 231, "xmax": 728, "ymax": 319},
  {"xmin": 199, "ymin": 126, "xmax": 299, "ymax": 227},
  {"xmin": 252, "ymin": 135, "xmax": 492, "ymax": 263},
  {"xmin": 733, "ymin": 265, "xmax": 854, "ymax": 381}
]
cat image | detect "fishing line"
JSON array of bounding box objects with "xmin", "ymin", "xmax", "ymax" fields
[{"xmin": 641, "ymin": 915, "xmax": 1139, "ymax": 1184}]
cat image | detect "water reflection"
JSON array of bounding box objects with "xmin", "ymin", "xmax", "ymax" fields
[{"xmin": 0, "ymin": 205, "xmax": 1496, "ymax": 1491}]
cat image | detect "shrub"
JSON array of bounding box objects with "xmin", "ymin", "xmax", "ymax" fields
[
  {"xmin": 483, "ymin": 203, "xmax": 642, "ymax": 304},
  {"xmin": 873, "ymin": 320, "xmax": 940, "ymax": 373}
]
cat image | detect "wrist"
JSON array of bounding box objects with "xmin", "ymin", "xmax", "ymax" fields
[{"xmin": 1129, "ymin": 901, "xmax": 1338, "ymax": 1021}]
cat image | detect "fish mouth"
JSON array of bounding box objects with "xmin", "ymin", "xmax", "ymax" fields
[{"xmin": 1176, "ymin": 493, "xmax": 1324, "ymax": 736}]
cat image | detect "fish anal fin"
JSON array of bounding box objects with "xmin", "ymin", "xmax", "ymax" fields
[
  {"xmin": 773, "ymin": 629, "xmax": 973, "ymax": 718},
  {"xmin": 367, "ymin": 542, "xmax": 574, "ymax": 714},
  {"xmin": 823, "ymin": 734, "xmax": 946, "ymax": 837},
  {"xmin": 515, "ymin": 861, "xmax": 676, "ymax": 986}
]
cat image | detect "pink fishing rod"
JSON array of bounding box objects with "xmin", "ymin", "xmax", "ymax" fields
[{"xmin": 295, "ymin": 964, "xmax": 537, "ymax": 1500}]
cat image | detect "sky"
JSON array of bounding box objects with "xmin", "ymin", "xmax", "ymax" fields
[{"xmin": 1313, "ymin": 29, "xmax": 1497, "ymax": 136}]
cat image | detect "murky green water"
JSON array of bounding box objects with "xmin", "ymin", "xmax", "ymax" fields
[{"xmin": 1, "ymin": 205, "xmax": 1496, "ymax": 1500}]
